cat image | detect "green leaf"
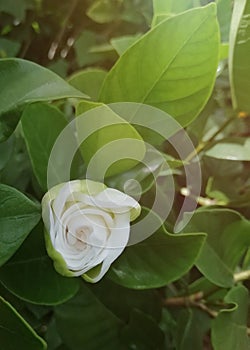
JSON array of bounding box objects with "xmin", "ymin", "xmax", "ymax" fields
[
  {"xmin": 21, "ymin": 103, "xmax": 68, "ymax": 192},
  {"xmin": 0, "ymin": 131, "xmax": 31, "ymax": 192},
  {"xmin": 87, "ymin": 0, "xmax": 122, "ymax": 24},
  {"xmin": 74, "ymin": 31, "xmax": 113, "ymax": 67},
  {"xmin": 100, "ymin": 4, "xmax": 219, "ymax": 127},
  {"xmin": 0, "ymin": 58, "xmax": 87, "ymax": 141},
  {"xmin": 181, "ymin": 208, "xmax": 250, "ymax": 287},
  {"xmin": 76, "ymin": 103, "xmax": 146, "ymax": 178},
  {"xmin": 110, "ymin": 34, "xmax": 142, "ymax": 56},
  {"xmin": 174, "ymin": 309, "xmax": 211, "ymax": 350},
  {"xmin": 55, "ymin": 283, "xmax": 123, "ymax": 350},
  {"xmin": 68, "ymin": 68, "xmax": 107, "ymax": 101},
  {"xmin": 205, "ymin": 137, "xmax": 250, "ymax": 161},
  {"xmin": 229, "ymin": 0, "xmax": 250, "ymax": 111},
  {"xmin": 211, "ymin": 285, "xmax": 249, "ymax": 350},
  {"xmin": 0, "ymin": 184, "xmax": 40, "ymax": 267},
  {"xmin": 0, "ymin": 296, "xmax": 47, "ymax": 350},
  {"xmin": 216, "ymin": 0, "xmax": 232, "ymax": 42},
  {"xmin": 0, "ymin": 222, "xmax": 79, "ymax": 305},
  {"xmin": 152, "ymin": 0, "xmax": 201, "ymax": 26},
  {"xmin": 0, "ymin": 135, "xmax": 13, "ymax": 171},
  {"xmin": 121, "ymin": 309, "xmax": 164, "ymax": 350},
  {"xmin": 106, "ymin": 148, "xmax": 166, "ymax": 196},
  {"xmin": 108, "ymin": 209, "xmax": 205, "ymax": 289},
  {"xmin": 89, "ymin": 278, "xmax": 161, "ymax": 323}
]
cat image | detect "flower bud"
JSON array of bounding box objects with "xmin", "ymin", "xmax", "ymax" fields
[{"xmin": 42, "ymin": 180, "xmax": 141, "ymax": 283}]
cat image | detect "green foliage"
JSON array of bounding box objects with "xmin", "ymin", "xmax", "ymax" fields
[
  {"xmin": 0, "ymin": 296, "xmax": 46, "ymax": 350},
  {"xmin": 21, "ymin": 103, "xmax": 68, "ymax": 191},
  {"xmin": 0, "ymin": 184, "xmax": 40, "ymax": 266},
  {"xmin": 0, "ymin": 0, "xmax": 250, "ymax": 349},
  {"xmin": 229, "ymin": 0, "xmax": 250, "ymax": 111},
  {"xmin": 211, "ymin": 285, "xmax": 250, "ymax": 350},
  {"xmin": 0, "ymin": 222, "xmax": 80, "ymax": 305},
  {"xmin": 0, "ymin": 59, "xmax": 86, "ymax": 141},
  {"xmin": 99, "ymin": 4, "xmax": 219, "ymax": 127}
]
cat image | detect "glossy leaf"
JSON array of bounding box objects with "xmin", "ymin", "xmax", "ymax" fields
[
  {"xmin": 0, "ymin": 222, "xmax": 79, "ymax": 305},
  {"xmin": 21, "ymin": 103, "xmax": 68, "ymax": 192},
  {"xmin": 229, "ymin": 0, "xmax": 250, "ymax": 111},
  {"xmin": 205, "ymin": 137, "xmax": 250, "ymax": 161},
  {"xmin": 0, "ymin": 296, "xmax": 47, "ymax": 349},
  {"xmin": 0, "ymin": 58, "xmax": 86, "ymax": 141},
  {"xmin": 55, "ymin": 283, "xmax": 122, "ymax": 350},
  {"xmin": 68, "ymin": 68, "xmax": 107, "ymax": 101},
  {"xmin": 211, "ymin": 285, "xmax": 249, "ymax": 350},
  {"xmin": 108, "ymin": 209, "xmax": 205, "ymax": 289},
  {"xmin": 100, "ymin": 4, "xmax": 219, "ymax": 127},
  {"xmin": 76, "ymin": 103, "xmax": 146, "ymax": 178},
  {"xmin": 0, "ymin": 184, "xmax": 41, "ymax": 267},
  {"xmin": 181, "ymin": 209, "xmax": 250, "ymax": 287}
]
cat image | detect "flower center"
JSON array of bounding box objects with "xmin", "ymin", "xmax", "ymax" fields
[{"xmin": 66, "ymin": 225, "xmax": 93, "ymax": 250}]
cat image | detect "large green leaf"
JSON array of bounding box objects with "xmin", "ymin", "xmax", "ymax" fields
[
  {"xmin": 229, "ymin": 0, "xmax": 250, "ymax": 111},
  {"xmin": 108, "ymin": 209, "xmax": 205, "ymax": 289},
  {"xmin": 76, "ymin": 103, "xmax": 146, "ymax": 178},
  {"xmin": 181, "ymin": 209, "xmax": 250, "ymax": 287},
  {"xmin": 68, "ymin": 69, "xmax": 107, "ymax": 101},
  {"xmin": 99, "ymin": 4, "xmax": 219, "ymax": 127},
  {"xmin": 55, "ymin": 283, "xmax": 123, "ymax": 350},
  {"xmin": 0, "ymin": 58, "xmax": 87, "ymax": 141},
  {"xmin": 211, "ymin": 285, "xmax": 249, "ymax": 350},
  {"xmin": 0, "ymin": 296, "xmax": 47, "ymax": 350},
  {"xmin": 0, "ymin": 222, "xmax": 79, "ymax": 305},
  {"xmin": 21, "ymin": 103, "xmax": 68, "ymax": 192},
  {"xmin": 0, "ymin": 184, "xmax": 41, "ymax": 267}
]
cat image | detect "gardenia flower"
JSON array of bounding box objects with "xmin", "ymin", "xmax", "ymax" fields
[{"xmin": 42, "ymin": 180, "xmax": 141, "ymax": 283}]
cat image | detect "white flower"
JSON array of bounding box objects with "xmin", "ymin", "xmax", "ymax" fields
[{"xmin": 42, "ymin": 180, "xmax": 141, "ymax": 283}]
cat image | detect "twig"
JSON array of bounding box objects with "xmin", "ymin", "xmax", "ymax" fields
[
  {"xmin": 185, "ymin": 116, "xmax": 236, "ymax": 162},
  {"xmin": 234, "ymin": 269, "xmax": 250, "ymax": 283},
  {"xmin": 48, "ymin": 0, "xmax": 78, "ymax": 60},
  {"xmin": 163, "ymin": 291, "xmax": 218, "ymax": 318}
]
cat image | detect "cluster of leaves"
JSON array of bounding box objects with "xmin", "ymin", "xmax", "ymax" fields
[{"xmin": 0, "ymin": 0, "xmax": 250, "ymax": 349}]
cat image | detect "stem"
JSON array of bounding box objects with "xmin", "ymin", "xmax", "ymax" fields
[
  {"xmin": 163, "ymin": 291, "xmax": 218, "ymax": 318},
  {"xmin": 185, "ymin": 116, "xmax": 236, "ymax": 162},
  {"xmin": 163, "ymin": 269, "xmax": 250, "ymax": 320}
]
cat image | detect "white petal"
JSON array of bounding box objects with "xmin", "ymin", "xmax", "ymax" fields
[
  {"xmin": 86, "ymin": 188, "xmax": 141, "ymax": 221},
  {"xmin": 88, "ymin": 212, "xmax": 130, "ymax": 282}
]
